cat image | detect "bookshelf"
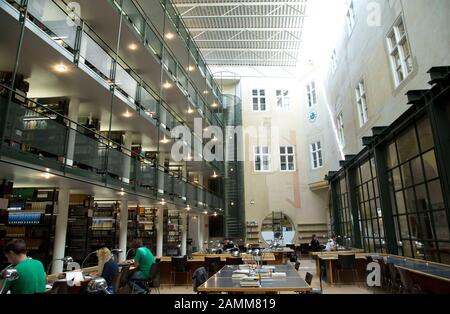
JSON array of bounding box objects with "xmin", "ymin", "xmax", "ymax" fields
[
  {"xmin": 297, "ymin": 223, "xmax": 329, "ymax": 244},
  {"xmin": 127, "ymin": 206, "xmax": 157, "ymax": 255},
  {"xmin": 0, "ymin": 188, "xmax": 57, "ymax": 269},
  {"xmin": 163, "ymin": 209, "xmax": 182, "ymax": 256},
  {"xmin": 89, "ymin": 201, "xmax": 118, "ymax": 254},
  {"xmin": 246, "ymin": 221, "xmax": 260, "ymax": 244},
  {"xmin": 65, "ymin": 195, "xmax": 93, "ymax": 264}
]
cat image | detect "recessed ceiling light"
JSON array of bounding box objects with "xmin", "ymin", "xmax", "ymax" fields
[
  {"xmin": 128, "ymin": 43, "xmax": 138, "ymax": 50},
  {"xmin": 122, "ymin": 110, "xmax": 132, "ymax": 118},
  {"xmin": 211, "ymin": 171, "xmax": 218, "ymax": 178},
  {"xmin": 187, "ymin": 66, "xmax": 195, "ymax": 72},
  {"xmin": 160, "ymin": 136, "xmax": 169, "ymax": 144},
  {"xmin": 186, "ymin": 205, "xmax": 191, "ymax": 211},
  {"xmin": 54, "ymin": 64, "xmax": 68, "ymax": 73},
  {"xmin": 165, "ymin": 32, "xmax": 175, "ymax": 40},
  {"xmin": 212, "ymin": 136, "xmax": 218, "ymax": 142},
  {"xmin": 187, "ymin": 107, "xmax": 194, "ymax": 114},
  {"xmin": 41, "ymin": 173, "xmax": 53, "ymax": 179},
  {"xmin": 202, "ymin": 90, "xmax": 209, "ymax": 95},
  {"xmin": 161, "ymin": 198, "xmax": 166, "ymax": 205},
  {"xmin": 203, "ymin": 210, "xmax": 208, "ymax": 215},
  {"xmin": 211, "ymin": 102, "xmax": 218, "ymax": 108},
  {"xmin": 163, "ymin": 81, "xmax": 172, "ymax": 89}
]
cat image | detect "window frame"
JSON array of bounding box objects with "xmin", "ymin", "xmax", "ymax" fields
[
  {"xmin": 306, "ymin": 81, "xmax": 317, "ymax": 107},
  {"xmin": 346, "ymin": 0, "xmax": 356, "ymax": 35},
  {"xmin": 280, "ymin": 145, "xmax": 296, "ymax": 172},
  {"xmin": 310, "ymin": 141, "xmax": 323, "ymax": 170},
  {"xmin": 386, "ymin": 15, "xmax": 413, "ymax": 87},
  {"xmin": 252, "ymin": 89, "xmax": 267, "ymax": 112},
  {"xmin": 337, "ymin": 112, "xmax": 345, "ymax": 147},
  {"xmin": 276, "ymin": 89, "xmax": 290, "ymax": 112},
  {"xmin": 355, "ymin": 79, "xmax": 369, "ymax": 127},
  {"xmin": 254, "ymin": 145, "xmax": 270, "ymax": 172}
]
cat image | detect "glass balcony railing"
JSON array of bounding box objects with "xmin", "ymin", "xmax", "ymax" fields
[
  {"xmin": 0, "ymin": 86, "xmax": 223, "ymax": 208},
  {"xmin": 110, "ymin": 0, "xmax": 223, "ymax": 125},
  {"xmin": 5, "ymin": 0, "xmax": 223, "ymax": 173}
]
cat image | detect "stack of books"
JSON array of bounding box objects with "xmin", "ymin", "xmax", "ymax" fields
[{"xmin": 239, "ymin": 276, "xmax": 261, "ymax": 287}]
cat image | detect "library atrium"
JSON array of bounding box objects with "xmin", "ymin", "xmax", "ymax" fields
[{"xmin": 0, "ymin": 0, "xmax": 449, "ymax": 295}]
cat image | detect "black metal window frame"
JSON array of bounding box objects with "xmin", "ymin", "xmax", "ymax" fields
[
  {"xmin": 386, "ymin": 115, "xmax": 449, "ymax": 263},
  {"xmin": 354, "ymin": 156, "xmax": 386, "ymax": 253}
]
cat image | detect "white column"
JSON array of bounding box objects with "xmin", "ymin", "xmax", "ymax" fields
[
  {"xmin": 65, "ymin": 98, "xmax": 80, "ymax": 166},
  {"xmin": 198, "ymin": 214, "xmax": 204, "ymax": 252},
  {"xmin": 118, "ymin": 200, "xmax": 128, "ymax": 262},
  {"xmin": 51, "ymin": 187, "xmax": 70, "ymax": 274},
  {"xmin": 156, "ymin": 207, "xmax": 164, "ymax": 257},
  {"xmin": 181, "ymin": 211, "xmax": 187, "ymax": 256},
  {"xmin": 122, "ymin": 131, "xmax": 133, "ymax": 184}
]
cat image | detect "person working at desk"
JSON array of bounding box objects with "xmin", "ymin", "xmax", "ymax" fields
[
  {"xmin": 223, "ymin": 239, "xmax": 235, "ymax": 251},
  {"xmin": 96, "ymin": 247, "xmax": 118, "ymax": 293},
  {"xmin": 324, "ymin": 235, "xmax": 337, "ymax": 251},
  {"xmin": 2, "ymin": 239, "xmax": 46, "ymax": 294},
  {"xmin": 128, "ymin": 239, "xmax": 155, "ymax": 294},
  {"xmin": 310, "ymin": 234, "xmax": 322, "ymax": 252}
]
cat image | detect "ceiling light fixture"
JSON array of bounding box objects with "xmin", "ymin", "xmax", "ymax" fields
[
  {"xmin": 203, "ymin": 210, "xmax": 208, "ymax": 215},
  {"xmin": 202, "ymin": 90, "xmax": 209, "ymax": 95},
  {"xmin": 165, "ymin": 32, "xmax": 174, "ymax": 40},
  {"xmin": 128, "ymin": 43, "xmax": 138, "ymax": 50},
  {"xmin": 187, "ymin": 106, "xmax": 194, "ymax": 114},
  {"xmin": 187, "ymin": 66, "xmax": 195, "ymax": 72},
  {"xmin": 211, "ymin": 102, "xmax": 218, "ymax": 108},
  {"xmin": 211, "ymin": 171, "xmax": 218, "ymax": 178},
  {"xmin": 122, "ymin": 110, "xmax": 132, "ymax": 118},
  {"xmin": 54, "ymin": 64, "xmax": 68, "ymax": 73},
  {"xmin": 160, "ymin": 136, "xmax": 169, "ymax": 144},
  {"xmin": 186, "ymin": 205, "xmax": 191, "ymax": 211},
  {"xmin": 161, "ymin": 198, "xmax": 166, "ymax": 205},
  {"xmin": 163, "ymin": 81, "xmax": 172, "ymax": 89}
]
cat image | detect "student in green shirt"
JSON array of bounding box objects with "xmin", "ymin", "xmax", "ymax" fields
[
  {"xmin": 3, "ymin": 239, "xmax": 46, "ymax": 294},
  {"xmin": 128, "ymin": 239, "xmax": 155, "ymax": 294}
]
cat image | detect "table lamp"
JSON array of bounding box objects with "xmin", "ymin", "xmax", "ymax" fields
[
  {"xmin": 86, "ymin": 277, "xmax": 110, "ymax": 294},
  {"xmin": 81, "ymin": 251, "xmax": 99, "ymax": 269},
  {"xmin": 46, "ymin": 256, "xmax": 74, "ymax": 274},
  {"xmin": 0, "ymin": 266, "xmax": 19, "ymax": 294}
]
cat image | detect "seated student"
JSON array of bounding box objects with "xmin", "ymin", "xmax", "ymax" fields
[
  {"xmin": 310, "ymin": 234, "xmax": 322, "ymax": 252},
  {"xmin": 2, "ymin": 239, "xmax": 46, "ymax": 294},
  {"xmin": 127, "ymin": 239, "xmax": 155, "ymax": 294},
  {"xmin": 324, "ymin": 235, "xmax": 337, "ymax": 251},
  {"xmin": 96, "ymin": 247, "xmax": 118, "ymax": 293}
]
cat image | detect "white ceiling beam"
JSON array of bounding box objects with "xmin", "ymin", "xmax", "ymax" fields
[
  {"xmin": 182, "ymin": 14, "xmax": 306, "ymax": 18},
  {"xmin": 175, "ymin": 2, "xmax": 307, "ymax": 7},
  {"xmin": 189, "ymin": 27, "xmax": 304, "ymax": 31},
  {"xmin": 201, "ymin": 48, "xmax": 299, "ymax": 52},
  {"xmin": 195, "ymin": 39, "xmax": 302, "ymax": 42}
]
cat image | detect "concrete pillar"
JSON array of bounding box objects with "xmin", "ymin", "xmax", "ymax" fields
[
  {"xmin": 122, "ymin": 131, "xmax": 133, "ymax": 184},
  {"xmin": 118, "ymin": 199, "xmax": 128, "ymax": 262},
  {"xmin": 65, "ymin": 98, "xmax": 80, "ymax": 166},
  {"xmin": 156, "ymin": 207, "xmax": 164, "ymax": 257},
  {"xmin": 51, "ymin": 187, "xmax": 70, "ymax": 274},
  {"xmin": 198, "ymin": 214, "xmax": 204, "ymax": 252},
  {"xmin": 181, "ymin": 211, "xmax": 187, "ymax": 256}
]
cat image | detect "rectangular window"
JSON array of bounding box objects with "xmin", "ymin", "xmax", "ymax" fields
[
  {"xmin": 387, "ymin": 16, "xmax": 413, "ymax": 86},
  {"xmin": 306, "ymin": 81, "xmax": 317, "ymax": 107},
  {"xmin": 346, "ymin": 0, "xmax": 356, "ymax": 35},
  {"xmin": 280, "ymin": 146, "xmax": 296, "ymax": 171},
  {"xmin": 254, "ymin": 146, "xmax": 270, "ymax": 172},
  {"xmin": 355, "ymin": 80, "xmax": 368, "ymax": 126},
  {"xmin": 331, "ymin": 49, "xmax": 338, "ymax": 74},
  {"xmin": 276, "ymin": 90, "xmax": 290, "ymax": 112},
  {"xmin": 310, "ymin": 141, "xmax": 323, "ymax": 170},
  {"xmin": 252, "ymin": 89, "xmax": 266, "ymax": 112},
  {"xmin": 337, "ymin": 112, "xmax": 345, "ymax": 146}
]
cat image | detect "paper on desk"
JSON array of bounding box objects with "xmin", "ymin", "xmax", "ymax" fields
[
  {"xmin": 65, "ymin": 271, "xmax": 84, "ymax": 286},
  {"xmin": 271, "ymin": 272, "xmax": 286, "ymax": 278},
  {"xmin": 233, "ymin": 269, "xmax": 252, "ymax": 275},
  {"xmin": 232, "ymin": 273, "xmax": 248, "ymax": 279}
]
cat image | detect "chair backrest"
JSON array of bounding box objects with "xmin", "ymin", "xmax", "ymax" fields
[
  {"xmin": 294, "ymin": 261, "xmax": 301, "ymax": 271},
  {"xmin": 226, "ymin": 257, "xmax": 243, "ymax": 265},
  {"xmin": 205, "ymin": 257, "xmax": 221, "ymax": 272},
  {"xmin": 305, "ymin": 272, "xmax": 313, "ymax": 286},
  {"xmin": 118, "ymin": 265, "xmax": 130, "ymax": 289},
  {"xmin": 172, "ymin": 256, "xmax": 188, "ymax": 272},
  {"xmin": 397, "ymin": 267, "xmax": 415, "ymax": 292},
  {"xmin": 149, "ymin": 262, "xmax": 160, "ymax": 288},
  {"xmin": 192, "ymin": 267, "xmax": 208, "ymax": 292},
  {"xmin": 337, "ymin": 254, "xmax": 356, "ymax": 270}
]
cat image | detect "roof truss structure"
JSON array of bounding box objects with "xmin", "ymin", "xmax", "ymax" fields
[{"xmin": 172, "ymin": 0, "xmax": 309, "ymax": 67}]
